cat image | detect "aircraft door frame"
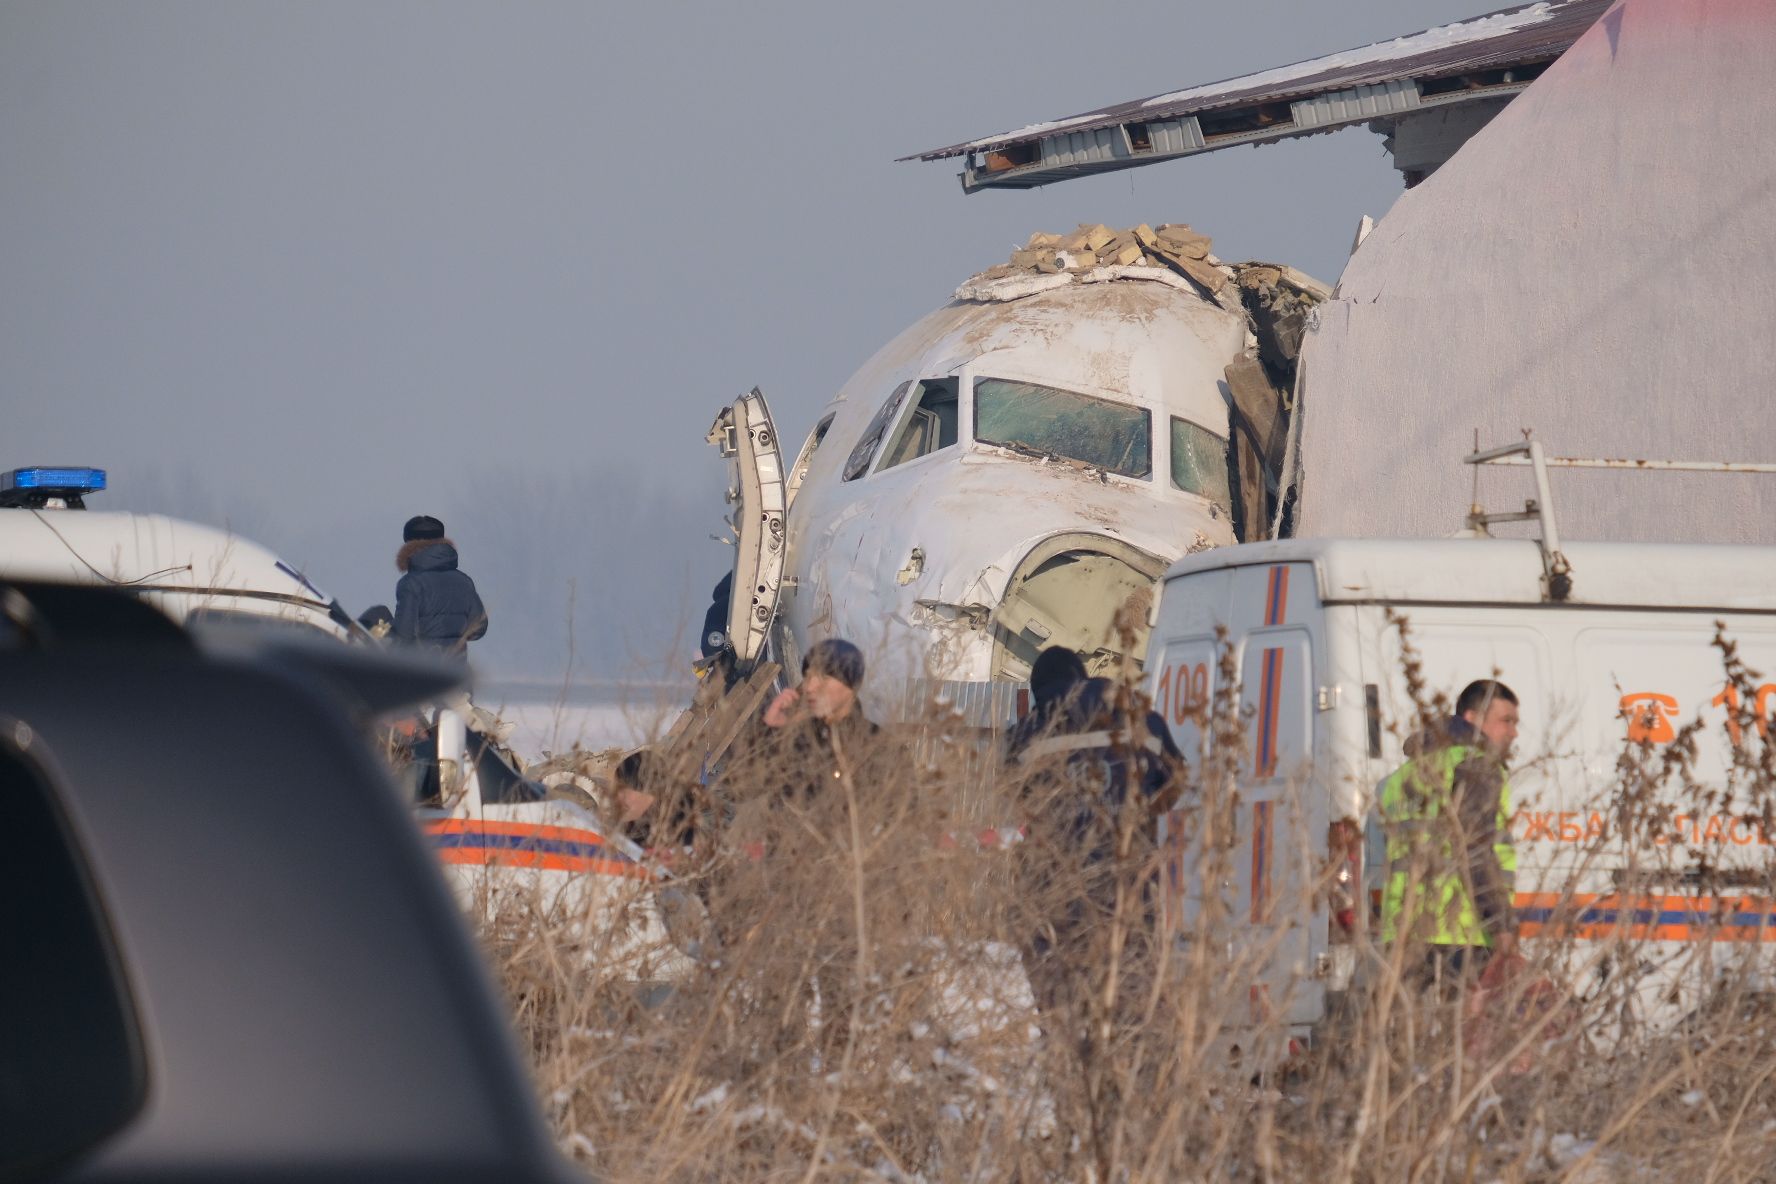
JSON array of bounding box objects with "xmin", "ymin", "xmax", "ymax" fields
[{"xmin": 708, "ymin": 388, "xmax": 788, "ymax": 670}]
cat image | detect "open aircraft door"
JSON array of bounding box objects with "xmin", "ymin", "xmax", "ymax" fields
[{"xmin": 707, "ymin": 388, "xmax": 787, "ymax": 673}]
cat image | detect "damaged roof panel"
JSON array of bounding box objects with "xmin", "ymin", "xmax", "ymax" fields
[{"xmin": 904, "ymin": 0, "xmax": 1611, "ymax": 190}]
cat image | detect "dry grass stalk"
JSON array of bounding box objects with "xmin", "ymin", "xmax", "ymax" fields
[{"xmin": 472, "ymin": 631, "xmax": 1776, "ymax": 1182}]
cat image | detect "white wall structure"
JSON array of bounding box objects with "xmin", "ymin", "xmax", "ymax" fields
[{"xmin": 1296, "ymin": 0, "xmax": 1776, "ymax": 544}]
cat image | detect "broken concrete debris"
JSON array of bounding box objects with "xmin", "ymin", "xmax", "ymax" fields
[
  {"xmin": 966, "ymin": 220, "xmax": 1324, "ymax": 306},
  {"xmin": 971, "ymin": 220, "xmax": 1231, "ymax": 292}
]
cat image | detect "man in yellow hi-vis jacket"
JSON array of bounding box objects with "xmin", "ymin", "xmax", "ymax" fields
[{"xmin": 1379, "ymin": 680, "xmax": 1521, "ymax": 986}]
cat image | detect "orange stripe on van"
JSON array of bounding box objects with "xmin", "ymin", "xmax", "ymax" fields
[
  {"xmin": 1264, "ymin": 565, "xmax": 1291, "ymax": 627},
  {"xmin": 424, "ymin": 818, "xmax": 651, "ymax": 881},
  {"xmin": 1515, "ymin": 891, "xmax": 1776, "ymax": 942},
  {"xmin": 1254, "ymin": 646, "xmax": 1283, "ymax": 777}
]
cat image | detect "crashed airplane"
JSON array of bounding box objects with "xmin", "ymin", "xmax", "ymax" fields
[
  {"xmin": 701, "ymin": 4, "xmax": 1612, "ymax": 723},
  {"xmin": 708, "ymin": 233, "xmax": 1324, "ymax": 725}
]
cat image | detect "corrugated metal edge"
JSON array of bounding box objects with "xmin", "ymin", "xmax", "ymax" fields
[{"xmin": 1291, "ymin": 79, "xmax": 1421, "ymax": 129}]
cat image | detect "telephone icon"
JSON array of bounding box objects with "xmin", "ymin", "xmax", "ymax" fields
[{"xmin": 1620, "ymin": 692, "xmax": 1678, "ymax": 745}]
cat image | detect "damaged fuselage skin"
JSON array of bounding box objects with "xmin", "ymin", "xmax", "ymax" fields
[{"xmin": 768, "ymin": 270, "xmax": 1251, "ymax": 723}]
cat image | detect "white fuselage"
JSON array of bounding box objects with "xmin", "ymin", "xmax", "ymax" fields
[{"xmin": 777, "ymin": 273, "xmax": 1250, "ymax": 720}]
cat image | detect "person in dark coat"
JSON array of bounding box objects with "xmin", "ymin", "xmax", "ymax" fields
[
  {"xmin": 1007, "ymin": 649, "xmax": 1183, "ymax": 819},
  {"xmin": 716, "ymin": 638, "xmax": 906, "ymax": 1053},
  {"xmin": 730, "ymin": 638, "xmax": 883, "ymax": 807},
  {"xmin": 1008, "ymin": 649, "xmax": 1184, "ymax": 1018},
  {"xmin": 393, "ymin": 515, "xmax": 488, "ymax": 655},
  {"xmin": 700, "ymin": 572, "xmax": 733, "ymax": 661},
  {"xmin": 1005, "ymin": 646, "xmax": 1090, "ymax": 762}
]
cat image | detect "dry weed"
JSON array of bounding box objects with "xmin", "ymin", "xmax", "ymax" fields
[{"xmin": 472, "ymin": 638, "xmax": 1776, "ymax": 1183}]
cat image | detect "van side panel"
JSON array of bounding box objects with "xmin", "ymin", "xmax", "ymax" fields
[
  {"xmin": 1151, "ymin": 562, "xmax": 1327, "ymax": 1028},
  {"xmin": 1148, "ymin": 569, "xmax": 1233, "ymax": 943}
]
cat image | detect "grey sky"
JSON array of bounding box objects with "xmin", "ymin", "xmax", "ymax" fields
[{"xmin": 3, "ymin": 0, "xmax": 1480, "ymax": 681}]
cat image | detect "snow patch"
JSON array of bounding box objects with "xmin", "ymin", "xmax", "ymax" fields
[{"xmin": 1139, "ymin": 3, "xmax": 1557, "ymax": 110}]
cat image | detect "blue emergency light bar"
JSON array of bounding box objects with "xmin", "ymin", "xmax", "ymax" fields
[{"xmin": 1, "ymin": 466, "xmax": 108, "ymax": 509}]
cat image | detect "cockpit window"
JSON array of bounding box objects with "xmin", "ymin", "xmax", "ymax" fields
[
  {"xmin": 879, "ymin": 379, "xmax": 959, "ymax": 471},
  {"xmin": 973, "ymin": 378, "xmax": 1152, "ymax": 480},
  {"xmin": 792, "ymin": 413, "xmax": 835, "ymax": 484},
  {"xmin": 1170, "ymin": 416, "xmax": 1233, "ymax": 514},
  {"xmin": 843, "ymin": 381, "xmax": 911, "ymax": 481}
]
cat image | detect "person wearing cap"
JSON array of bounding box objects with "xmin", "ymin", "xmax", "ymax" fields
[
  {"xmin": 392, "ymin": 515, "xmax": 489, "ymax": 656},
  {"xmin": 740, "ymin": 638, "xmax": 881, "ymax": 806},
  {"xmin": 356, "ymin": 603, "xmax": 395, "ymax": 640}
]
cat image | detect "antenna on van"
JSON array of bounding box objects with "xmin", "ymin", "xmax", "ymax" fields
[{"xmin": 1463, "ymin": 432, "xmax": 1573, "ymax": 602}]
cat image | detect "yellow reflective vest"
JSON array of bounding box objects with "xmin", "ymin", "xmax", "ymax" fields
[{"xmin": 1378, "ymin": 741, "xmax": 1516, "ymax": 947}]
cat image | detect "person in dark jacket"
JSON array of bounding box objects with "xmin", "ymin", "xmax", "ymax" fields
[
  {"xmin": 1009, "ymin": 649, "xmax": 1184, "ymax": 1018},
  {"xmin": 700, "ymin": 572, "xmax": 733, "ymax": 661},
  {"xmin": 1005, "ymin": 645, "xmax": 1090, "ymax": 762},
  {"xmin": 1007, "ymin": 649, "xmax": 1184, "ymax": 825},
  {"xmin": 393, "ymin": 515, "xmax": 488, "ymax": 655},
  {"xmin": 730, "ymin": 638, "xmax": 883, "ymax": 807},
  {"xmin": 609, "ymin": 747, "xmax": 698, "ymax": 853},
  {"xmin": 709, "ymin": 638, "xmax": 896, "ymax": 1050}
]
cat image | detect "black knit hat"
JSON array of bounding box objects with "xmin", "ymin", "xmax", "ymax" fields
[
  {"xmin": 357, "ymin": 603, "xmax": 394, "ymax": 631},
  {"xmin": 1029, "ymin": 646, "xmax": 1087, "ymax": 708},
  {"xmin": 803, "ymin": 638, "xmax": 865, "ymax": 690},
  {"xmin": 403, "ymin": 515, "xmax": 445, "ymax": 542}
]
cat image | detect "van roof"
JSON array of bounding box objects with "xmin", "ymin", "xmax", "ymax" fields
[
  {"xmin": 0, "ymin": 509, "xmax": 331, "ymax": 607},
  {"xmin": 1163, "ymin": 537, "xmax": 1776, "ymax": 612}
]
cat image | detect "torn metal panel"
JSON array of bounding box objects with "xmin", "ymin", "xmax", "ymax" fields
[
  {"xmin": 1377, "ymin": 98, "xmax": 1513, "ymax": 184},
  {"xmin": 902, "ymin": 677, "xmax": 1027, "ymax": 730},
  {"xmin": 1225, "ymin": 358, "xmax": 1288, "ymax": 472}
]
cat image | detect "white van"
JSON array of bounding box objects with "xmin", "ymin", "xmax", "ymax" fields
[{"xmin": 1145, "ymin": 531, "xmax": 1776, "ymax": 1040}]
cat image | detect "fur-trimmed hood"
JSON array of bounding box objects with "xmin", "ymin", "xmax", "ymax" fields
[
  {"xmin": 397, "ymin": 538, "xmax": 458, "ymax": 573},
  {"xmin": 1402, "ymin": 715, "xmax": 1479, "ymax": 758}
]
